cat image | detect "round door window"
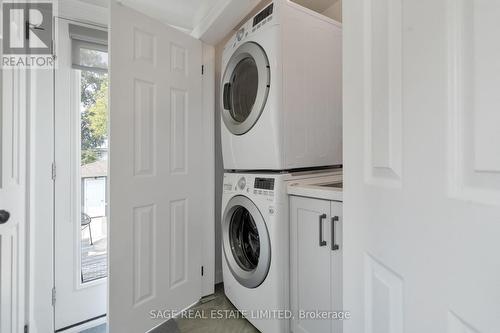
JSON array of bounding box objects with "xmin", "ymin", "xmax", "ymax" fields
[
  {"xmin": 229, "ymin": 206, "xmax": 260, "ymax": 271},
  {"xmin": 221, "ymin": 42, "xmax": 270, "ymax": 135},
  {"xmin": 228, "ymin": 57, "xmax": 259, "ymax": 124},
  {"xmin": 222, "ymin": 196, "xmax": 271, "ymax": 288}
]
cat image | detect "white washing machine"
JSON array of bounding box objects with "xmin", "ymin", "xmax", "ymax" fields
[
  {"xmin": 221, "ymin": 169, "xmax": 342, "ymax": 333},
  {"xmin": 220, "ymin": 1, "xmax": 343, "ymax": 171}
]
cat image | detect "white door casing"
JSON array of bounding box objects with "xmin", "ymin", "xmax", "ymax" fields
[
  {"xmin": 344, "ymin": 0, "xmax": 500, "ymax": 332},
  {"xmin": 109, "ymin": 1, "xmax": 210, "ymax": 332},
  {"xmin": 54, "ymin": 19, "xmax": 107, "ymax": 330},
  {"xmin": 0, "ymin": 67, "xmax": 27, "ymax": 332}
]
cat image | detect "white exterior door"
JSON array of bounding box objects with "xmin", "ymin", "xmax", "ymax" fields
[
  {"xmin": 0, "ymin": 67, "xmax": 26, "ymax": 332},
  {"xmin": 344, "ymin": 0, "xmax": 500, "ymax": 332},
  {"xmin": 54, "ymin": 19, "xmax": 108, "ymax": 330},
  {"xmin": 109, "ymin": 1, "xmax": 207, "ymax": 332}
]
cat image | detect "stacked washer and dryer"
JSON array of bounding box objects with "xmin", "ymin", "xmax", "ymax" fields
[{"xmin": 220, "ymin": 1, "xmax": 342, "ymax": 332}]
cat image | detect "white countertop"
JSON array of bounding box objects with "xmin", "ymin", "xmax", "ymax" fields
[{"xmin": 287, "ymin": 174, "xmax": 343, "ymax": 202}]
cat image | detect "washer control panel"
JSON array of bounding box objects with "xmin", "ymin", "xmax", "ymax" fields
[
  {"xmin": 223, "ymin": 175, "xmax": 275, "ymax": 200},
  {"xmin": 252, "ymin": 177, "xmax": 275, "ymax": 198},
  {"xmin": 237, "ymin": 177, "xmax": 247, "ymax": 190},
  {"xmin": 236, "ymin": 28, "xmax": 245, "ymax": 41}
]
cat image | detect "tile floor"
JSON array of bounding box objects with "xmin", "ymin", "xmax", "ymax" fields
[
  {"xmin": 80, "ymin": 284, "xmax": 259, "ymax": 333},
  {"xmin": 169, "ymin": 284, "xmax": 259, "ymax": 333}
]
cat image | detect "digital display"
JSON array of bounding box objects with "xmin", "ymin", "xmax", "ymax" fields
[
  {"xmin": 254, "ymin": 178, "xmax": 275, "ymax": 190},
  {"xmin": 253, "ymin": 3, "xmax": 274, "ymax": 27}
]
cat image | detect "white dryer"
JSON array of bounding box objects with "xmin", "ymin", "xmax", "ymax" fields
[
  {"xmin": 220, "ymin": 1, "xmax": 342, "ymax": 171},
  {"xmin": 221, "ymin": 169, "xmax": 342, "ymax": 333}
]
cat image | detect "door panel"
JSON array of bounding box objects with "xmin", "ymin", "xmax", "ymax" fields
[
  {"xmin": 344, "ymin": 0, "xmax": 500, "ymax": 332},
  {"xmin": 0, "ymin": 67, "xmax": 26, "ymax": 333},
  {"xmin": 109, "ymin": 2, "xmax": 205, "ymax": 332}
]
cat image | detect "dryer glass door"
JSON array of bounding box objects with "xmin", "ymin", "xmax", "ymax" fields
[
  {"xmin": 227, "ymin": 58, "xmax": 259, "ymax": 124},
  {"xmin": 221, "ymin": 42, "xmax": 270, "ymax": 135},
  {"xmin": 222, "ymin": 196, "xmax": 271, "ymax": 288}
]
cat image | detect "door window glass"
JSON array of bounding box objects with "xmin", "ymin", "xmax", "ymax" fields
[
  {"xmin": 229, "ymin": 206, "xmax": 260, "ymax": 271},
  {"xmin": 79, "ymin": 67, "xmax": 108, "ymax": 283},
  {"xmin": 229, "ymin": 57, "xmax": 259, "ymax": 123}
]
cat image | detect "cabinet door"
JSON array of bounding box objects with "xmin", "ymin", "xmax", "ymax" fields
[
  {"xmin": 330, "ymin": 201, "xmax": 343, "ymax": 333},
  {"xmin": 290, "ymin": 196, "xmax": 332, "ymax": 333}
]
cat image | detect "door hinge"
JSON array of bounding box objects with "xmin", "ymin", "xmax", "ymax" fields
[
  {"xmin": 51, "ymin": 287, "xmax": 56, "ymax": 306},
  {"xmin": 201, "ymin": 266, "xmax": 204, "ymax": 276},
  {"xmin": 24, "ymin": 324, "xmax": 29, "ymax": 333},
  {"xmin": 201, "ymin": 65, "xmax": 204, "ymax": 75},
  {"xmin": 52, "ymin": 39, "xmax": 56, "ymax": 59},
  {"xmin": 51, "ymin": 162, "xmax": 56, "ymax": 180}
]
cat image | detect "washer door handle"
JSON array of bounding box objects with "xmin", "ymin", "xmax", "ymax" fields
[{"xmin": 319, "ymin": 214, "xmax": 327, "ymax": 247}]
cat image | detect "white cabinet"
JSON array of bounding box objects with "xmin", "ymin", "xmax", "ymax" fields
[{"xmin": 290, "ymin": 196, "xmax": 343, "ymax": 333}]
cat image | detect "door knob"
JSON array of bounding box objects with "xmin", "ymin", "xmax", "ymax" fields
[{"xmin": 0, "ymin": 210, "xmax": 10, "ymax": 224}]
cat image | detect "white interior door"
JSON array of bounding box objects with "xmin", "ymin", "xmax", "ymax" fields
[
  {"xmin": 54, "ymin": 18, "xmax": 108, "ymax": 330},
  {"xmin": 109, "ymin": 1, "xmax": 206, "ymax": 332},
  {"xmin": 344, "ymin": 0, "xmax": 500, "ymax": 332},
  {"xmin": 0, "ymin": 67, "xmax": 26, "ymax": 332}
]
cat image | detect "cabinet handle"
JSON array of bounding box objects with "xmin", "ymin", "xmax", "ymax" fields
[
  {"xmin": 319, "ymin": 214, "xmax": 327, "ymax": 247},
  {"xmin": 331, "ymin": 216, "xmax": 339, "ymax": 251}
]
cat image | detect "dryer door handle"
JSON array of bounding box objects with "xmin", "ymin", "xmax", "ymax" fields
[{"xmin": 223, "ymin": 82, "xmax": 232, "ymax": 110}]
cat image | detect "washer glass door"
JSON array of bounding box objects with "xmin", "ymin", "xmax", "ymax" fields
[
  {"xmin": 230, "ymin": 206, "xmax": 260, "ymax": 271},
  {"xmin": 221, "ymin": 42, "xmax": 270, "ymax": 135},
  {"xmin": 223, "ymin": 196, "xmax": 271, "ymax": 288}
]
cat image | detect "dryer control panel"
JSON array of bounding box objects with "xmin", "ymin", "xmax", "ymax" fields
[{"xmin": 227, "ymin": 2, "xmax": 276, "ymax": 50}]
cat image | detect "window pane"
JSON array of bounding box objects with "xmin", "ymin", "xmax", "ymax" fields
[
  {"xmin": 79, "ymin": 47, "xmax": 108, "ymax": 69},
  {"xmin": 79, "ymin": 69, "xmax": 108, "ymax": 283}
]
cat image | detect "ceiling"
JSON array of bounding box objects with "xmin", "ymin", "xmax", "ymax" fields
[
  {"xmin": 118, "ymin": 0, "xmax": 228, "ymax": 32},
  {"xmin": 291, "ymin": 0, "xmax": 340, "ymax": 13},
  {"xmin": 78, "ymin": 0, "xmax": 108, "ymax": 8},
  {"xmin": 78, "ymin": 0, "xmax": 339, "ymax": 44}
]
